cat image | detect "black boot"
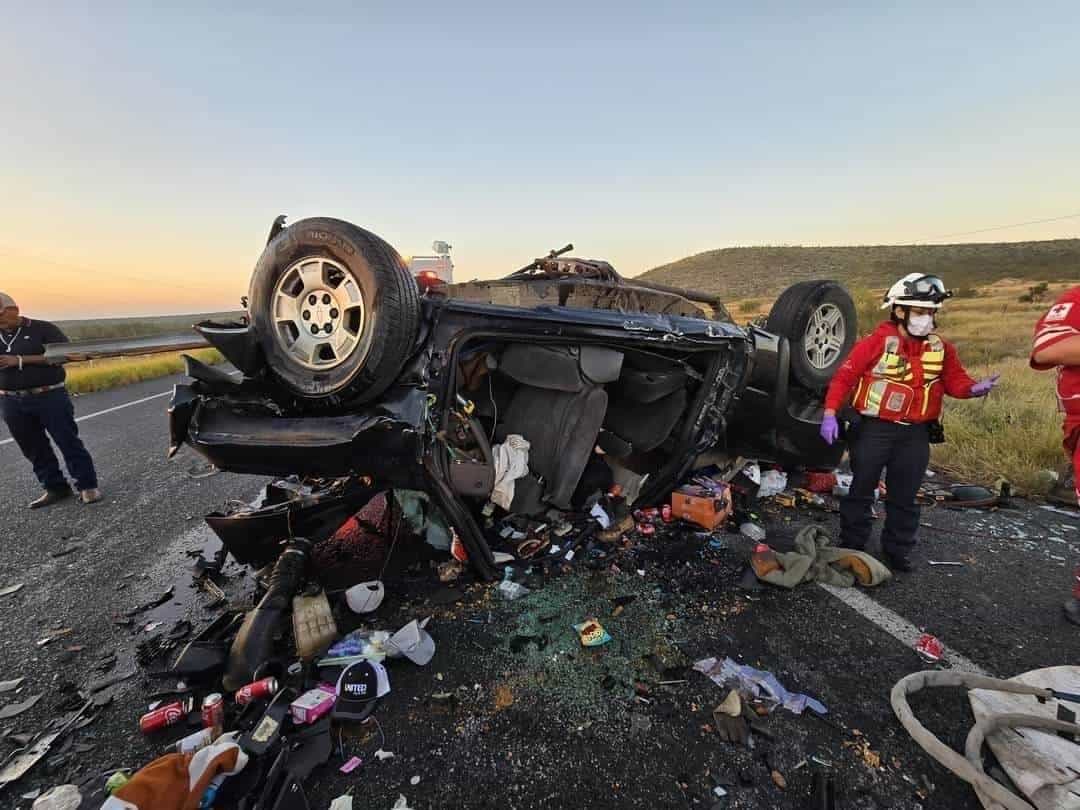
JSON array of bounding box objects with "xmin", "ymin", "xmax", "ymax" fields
[{"xmin": 884, "ymin": 551, "xmax": 915, "ymax": 573}]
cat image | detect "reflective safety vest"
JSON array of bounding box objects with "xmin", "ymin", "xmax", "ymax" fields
[{"xmin": 851, "ymin": 334, "xmax": 946, "ymax": 422}]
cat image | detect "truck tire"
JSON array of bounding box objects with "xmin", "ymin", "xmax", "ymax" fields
[
  {"xmin": 248, "ymin": 217, "xmax": 419, "ymax": 408},
  {"xmin": 766, "ymin": 281, "xmax": 856, "ymax": 390}
]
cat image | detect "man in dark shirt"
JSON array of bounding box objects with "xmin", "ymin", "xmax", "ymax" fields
[{"xmin": 0, "ymin": 292, "xmax": 101, "ymax": 508}]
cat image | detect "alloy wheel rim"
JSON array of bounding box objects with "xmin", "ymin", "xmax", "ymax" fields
[
  {"xmin": 804, "ymin": 302, "xmax": 845, "ymax": 370},
  {"xmin": 271, "ymin": 257, "xmax": 366, "ymax": 370}
]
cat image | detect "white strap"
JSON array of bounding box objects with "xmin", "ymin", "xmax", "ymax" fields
[{"xmin": 0, "ymin": 326, "xmax": 21, "ymax": 353}]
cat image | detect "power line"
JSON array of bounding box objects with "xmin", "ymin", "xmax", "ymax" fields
[{"xmin": 913, "ymin": 212, "xmax": 1080, "ymax": 243}]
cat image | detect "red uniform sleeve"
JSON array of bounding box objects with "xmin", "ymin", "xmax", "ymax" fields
[
  {"xmin": 1031, "ymin": 290, "xmax": 1080, "ymax": 370},
  {"xmin": 824, "ymin": 331, "xmax": 883, "ymax": 411},
  {"xmin": 940, "ymin": 340, "xmax": 978, "ymax": 398}
]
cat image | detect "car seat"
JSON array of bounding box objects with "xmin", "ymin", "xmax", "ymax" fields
[{"xmin": 494, "ymin": 344, "xmax": 621, "ymax": 510}]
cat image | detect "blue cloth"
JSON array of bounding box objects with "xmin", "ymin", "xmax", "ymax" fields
[{"xmin": 1, "ymin": 387, "xmax": 97, "ymax": 491}]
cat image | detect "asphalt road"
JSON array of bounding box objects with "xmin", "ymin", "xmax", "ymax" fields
[
  {"xmin": 0, "ymin": 377, "xmax": 1079, "ymax": 808},
  {"xmin": 0, "ymin": 375, "xmax": 267, "ymax": 802}
]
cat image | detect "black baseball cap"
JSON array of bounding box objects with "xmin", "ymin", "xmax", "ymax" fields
[{"xmin": 333, "ymin": 660, "xmax": 391, "ymax": 721}]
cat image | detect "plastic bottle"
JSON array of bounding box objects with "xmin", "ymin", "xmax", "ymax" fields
[
  {"xmin": 739, "ymin": 522, "xmax": 766, "ymax": 542},
  {"xmin": 199, "ymin": 774, "xmax": 228, "ymax": 809},
  {"xmin": 750, "ymin": 543, "xmax": 780, "ymax": 577}
]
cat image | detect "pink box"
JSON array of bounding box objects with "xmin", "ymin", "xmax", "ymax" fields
[{"xmin": 290, "ymin": 686, "xmax": 337, "ymax": 724}]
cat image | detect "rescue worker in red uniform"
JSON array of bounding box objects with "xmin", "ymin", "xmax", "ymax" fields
[
  {"xmin": 819, "ymin": 274, "xmax": 999, "ymax": 570},
  {"xmin": 1029, "ymin": 285, "xmax": 1080, "ymax": 624}
]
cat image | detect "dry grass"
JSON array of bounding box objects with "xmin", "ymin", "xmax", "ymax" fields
[
  {"xmin": 58, "ymin": 312, "xmax": 242, "ymax": 341},
  {"xmin": 725, "ymin": 280, "xmax": 1076, "ymax": 494},
  {"xmin": 931, "ymin": 357, "xmax": 1064, "ymax": 494},
  {"xmin": 65, "ymin": 349, "xmax": 223, "ymax": 394},
  {"xmin": 639, "ymin": 238, "xmax": 1080, "ymax": 302}
]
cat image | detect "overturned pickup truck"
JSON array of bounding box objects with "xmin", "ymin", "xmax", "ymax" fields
[{"xmin": 169, "ymin": 217, "xmax": 854, "ymax": 586}]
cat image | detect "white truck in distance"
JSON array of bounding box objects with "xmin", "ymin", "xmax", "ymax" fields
[{"xmin": 407, "ymin": 241, "xmax": 453, "ymax": 285}]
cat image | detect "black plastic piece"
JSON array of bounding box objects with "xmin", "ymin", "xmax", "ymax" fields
[
  {"xmin": 604, "ymin": 388, "xmax": 687, "ymax": 453},
  {"xmin": 195, "ymin": 321, "xmax": 265, "ymax": 377},
  {"xmin": 614, "ymin": 366, "xmax": 687, "ymax": 403},
  {"xmin": 240, "ymin": 688, "xmax": 295, "ymax": 758},
  {"xmin": 224, "ymin": 541, "xmax": 309, "ymax": 691},
  {"xmin": 808, "ymin": 770, "xmax": 837, "ymax": 809},
  {"xmin": 171, "ymin": 612, "xmax": 243, "ymax": 679},
  {"xmin": 269, "ymin": 778, "xmax": 310, "ymax": 810},
  {"xmin": 1057, "ymin": 703, "xmax": 1077, "ymax": 742},
  {"xmin": 185, "ymin": 397, "xmax": 424, "ymax": 481},
  {"xmin": 597, "ymin": 429, "xmax": 633, "ymax": 458},
  {"xmin": 267, "ymin": 215, "xmax": 287, "ymax": 245},
  {"xmin": 167, "ymin": 384, "xmax": 198, "ymax": 459},
  {"xmin": 205, "ymin": 482, "xmax": 379, "ymax": 568},
  {"xmin": 184, "ymin": 354, "xmax": 240, "ymax": 387},
  {"xmin": 284, "ymin": 717, "xmax": 333, "ymax": 779}
]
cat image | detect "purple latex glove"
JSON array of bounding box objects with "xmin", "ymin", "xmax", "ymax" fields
[
  {"xmin": 970, "ymin": 373, "xmax": 1001, "ymax": 397},
  {"xmin": 820, "ymin": 414, "xmax": 839, "ymax": 445}
]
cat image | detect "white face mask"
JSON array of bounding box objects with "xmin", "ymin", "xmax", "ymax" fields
[{"xmin": 906, "ymin": 313, "xmax": 934, "ymax": 337}]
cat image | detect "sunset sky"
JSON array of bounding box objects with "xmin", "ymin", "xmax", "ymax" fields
[{"xmin": 2, "ymin": 3, "xmax": 1078, "ymax": 319}]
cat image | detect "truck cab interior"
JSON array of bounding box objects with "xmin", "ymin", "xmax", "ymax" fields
[{"xmin": 445, "ymin": 340, "xmax": 713, "ymax": 515}]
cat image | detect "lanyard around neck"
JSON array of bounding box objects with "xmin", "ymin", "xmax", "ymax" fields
[{"xmin": 0, "ymin": 326, "xmax": 21, "ymax": 353}]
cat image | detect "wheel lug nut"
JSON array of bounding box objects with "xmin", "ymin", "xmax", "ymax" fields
[
  {"xmin": 310, "ymin": 324, "xmax": 318, "ymax": 335},
  {"xmin": 324, "ymin": 324, "xmax": 333, "ymax": 334},
  {"xmin": 322, "ymin": 294, "xmax": 331, "ymax": 305},
  {"xmin": 302, "ymin": 310, "xmax": 310, "ymax": 321},
  {"xmin": 330, "ymin": 308, "xmax": 339, "ymax": 319},
  {"xmin": 308, "ymin": 294, "xmax": 317, "ymax": 305}
]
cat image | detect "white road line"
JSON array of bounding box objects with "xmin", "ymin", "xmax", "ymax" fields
[
  {"xmin": 0, "ymin": 390, "xmax": 173, "ymax": 446},
  {"xmin": 0, "ymin": 370, "xmax": 242, "ymax": 447},
  {"xmin": 818, "ymin": 583, "xmax": 989, "ymax": 676}
]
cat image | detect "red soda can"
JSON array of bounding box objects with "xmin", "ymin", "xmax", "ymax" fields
[
  {"xmin": 139, "ymin": 697, "xmax": 193, "ymax": 734},
  {"xmin": 914, "ymin": 633, "xmax": 944, "ymax": 663},
  {"xmin": 661, "ymin": 504, "xmax": 673, "ymax": 523},
  {"xmin": 235, "ymin": 677, "xmax": 279, "ymax": 706},
  {"xmin": 201, "ymin": 693, "xmax": 225, "ymax": 734},
  {"xmin": 451, "ymin": 533, "xmax": 469, "ymax": 562}
]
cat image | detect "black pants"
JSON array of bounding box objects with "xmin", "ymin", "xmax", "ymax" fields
[
  {"xmin": 839, "ymin": 417, "xmax": 929, "ymax": 558},
  {"xmin": 1, "ymin": 388, "xmax": 98, "ymax": 492}
]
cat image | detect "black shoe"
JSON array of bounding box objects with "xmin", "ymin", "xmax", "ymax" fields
[
  {"xmin": 29, "ymin": 488, "xmax": 73, "ymax": 509},
  {"xmin": 884, "ymin": 552, "xmax": 914, "ymax": 572}
]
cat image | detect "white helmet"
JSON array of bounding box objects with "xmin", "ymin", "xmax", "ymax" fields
[{"xmin": 881, "ymin": 273, "xmax": 953, "ymax": 310}]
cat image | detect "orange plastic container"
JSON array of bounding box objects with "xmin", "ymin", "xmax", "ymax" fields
[{"xmin": 670, "ymin": 485, "xmax": 733, "ymax": 530}]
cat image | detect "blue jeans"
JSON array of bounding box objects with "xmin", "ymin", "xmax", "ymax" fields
[{"xmin": 1, "ymin": 388, "xmax": 98, "ymax": 492}]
